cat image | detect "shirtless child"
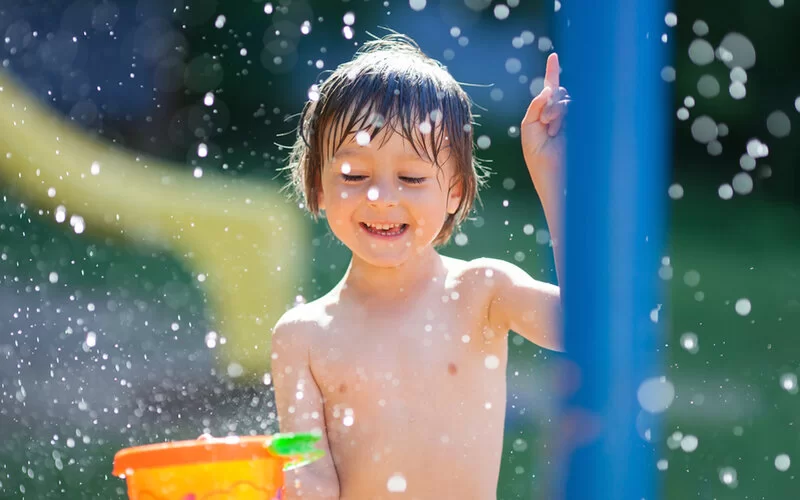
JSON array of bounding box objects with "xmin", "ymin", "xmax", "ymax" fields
[{"xmin": 272, "ymin": 34, "xmax": 570, "ymax": 499}]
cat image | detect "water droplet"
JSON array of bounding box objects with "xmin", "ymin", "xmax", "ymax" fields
[
  {"xmin": 688, "ymin": 39, "xmax": 714, "ymax": 65},
  {"xmin": 732, "ymin": 172, "xmax": 752, "ymax": 195},
  {"xmin": 367, "ymin": 187, "xmax": 379, "ymax": 201},
  {"xmin": 484, "ymin": 355, "xmax": 500, "ymax": 369},
  {"xmin": 387, "ymin": 474, "xmax": 407, "ymax": 492},
  {"xmin": 766, "ymin": 111, "xmax": 791, "ymax": 138},
  {"xmin": 668, "ymin": 183, "xmax": 684, "ymax": 199},
  {"xmin": 780, "ymin": 373, "xmax": 798, "ymax": 394},
  {"xmin": 729, "ymin": 80, "xmax": 746, "ymax": 100},
  {"xmin": 90, "ymin": 161, "xmax": 101, "ymax": 175},
  {"xmin": 746, "ymin": 139, "xmax": 769, "ymax": 159},
  {"xmin": 54, "ymin": 205, "xmax": 66, "ymax": 223},
  {"xmin": 85, "ymin": 331, "xmax": 97, "ymax": 348},
  {"xmin": 227, "ymin": 363, "xmax": 244, "ymax": 378},
  {"xmin": 683, "ymin": 270, "xmax": 700, "ymax": 287},
  {"xmin": 512, "ymin": 438, "xmax": 528, "ymax": 452},
  {"xmin": 664, "ymin": 12, "xmax": 677, "ymax": 27},
  {"xmin": 537, "ymin": 36, "xmax": 552, "ymax": 52},
  {"xmin": 687, "ymin": 19, "xmax": 707, "ymax": 36},
  {"xmin": 719, "ymin": 466, "xmax": 737, "ymax": 487},
  {"xmin": 197, "ymin": 143, "xmax": 208, "ymax": 158},
  {"xmin": 523, "ymin": 224, "xmax": 535, "ymax": 235},
  {"xmin": 454, "ymin": 233, "xmax": 468, "ymax": 246},
  {"xmin": 264, "ymin": 3, "xmax": 273, "ymax": 14},
  {"xmin": 203, "ymin": 92, "xmax": 215, "ymax": 106},
  {"xmin": 730, "ymin": 66, "xmax": 748, "ymax": 84},
  {"xmin": 193, "ymin": 167, "xmax": 203, "ymax": 178},
  {"xmin": 494, "ymin": 4, "xmax": 510, "ymax": 20},
  {"xmin": 356, "ymin": 131, "xmax": 371, "ymax": 146},
  {"xmin": 734, "ymin": 298, "xmax": 751, "ymax": 316},
  {"xmin": 343, "ymin": 12, "xmax": 355, "ymax": 25},
  {"xmin": 477, "ymin": 135, "xmax": 491, "ymax": 149},
  {"xmin": 718, "ymin": 184, "xmax": 733, "ymax": 200},
  {"xmin": 48, "ymin": 272, "xmax": 59, "ymax": 284},
  {"xmin": 680, "ymin": 434, "xmax": 698, "ymax": 452},
  {"xmin": 409, "ymin": 0, "xmax": 426, "ymax": 12},
  {"xmin": 680, "ymin": 332, "xmax": 699, "ymax": 353},
  {"xmin": 505, "ymin": 58, "xmax": 521, "ymax": 74},
  {"xmin": 637, "ymin": 376, "xmax": 675, "ymax": 413},
  {"xmin": 690, "ymin": 115, "xmax": 718, "ymax": 143},
  {"xmin": 775, "ymin": 454, "xmax": 791, "ymax": 471},
  {"xmin": 657, "ymin": 459, "xmax": 669, "ymax": 471},
  {"xmin": 718, "ymin": 33, "xmax": 756, "ymax": 69},
  {"xmin": 697, "ymin": 74, "xmax": 720, "ymax": 98},
  {"xmin": 214, "ymin": 15, "xmax": 226, "ymax": 29},
  {"xmin": 70, "ymin": 215, "xmax": 85, "ymax": 234},
  {"xmin": 343, "ymin": 408, "xmax": 355, "ymax": 426}
]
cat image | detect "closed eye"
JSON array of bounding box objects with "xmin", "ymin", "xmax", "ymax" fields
[
  {"xmin": 400, "ymin": 176, "xmax": 426, "ymax": 184},
  {"xmin": 341, "ymin": 174, "xmax": 367, "ymax": 182},
  {"xmin": 341, "ymin": 174, "xmax": 426, "ymax": 184}
]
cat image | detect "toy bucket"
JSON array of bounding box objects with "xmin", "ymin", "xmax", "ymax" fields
[{"xmin": 112, "ymin": 433, "xmax": 323, "ymax": 500}]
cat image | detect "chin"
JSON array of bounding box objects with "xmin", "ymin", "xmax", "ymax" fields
[{"xmin": 352, "ymin": 245, "xmax": 415, "ymax": 268}]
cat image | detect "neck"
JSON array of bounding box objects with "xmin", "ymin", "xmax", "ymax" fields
[{"xmin": 338, "ymin": 247, "xmax": 444, "ymax": 304}]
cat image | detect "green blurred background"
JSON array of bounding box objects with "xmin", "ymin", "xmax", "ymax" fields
[{"xmin": 1, "ymin": 0, "xmax": 798, "ymax": 498}]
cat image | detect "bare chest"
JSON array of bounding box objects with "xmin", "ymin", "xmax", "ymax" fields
[{"xmin": 308, "ymin": 289, "xmax": 508, "ymax": 437}]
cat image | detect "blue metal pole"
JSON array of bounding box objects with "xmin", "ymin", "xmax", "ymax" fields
[{"xmin": 555, "ymin": 1, "xmax": 670, "ymax": 499}]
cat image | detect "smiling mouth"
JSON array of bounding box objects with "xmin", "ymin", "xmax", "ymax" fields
[{"xmin": 360, "ymin": 222, "xmax": 409, "ymax": 237}]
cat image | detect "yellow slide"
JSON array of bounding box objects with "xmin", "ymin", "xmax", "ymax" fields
[{"xmin": 0, "ymin": 71, "xmax": 308, "ymax": 378}]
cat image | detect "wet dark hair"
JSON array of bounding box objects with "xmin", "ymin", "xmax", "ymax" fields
[{"xmin": 283, "ymin": 33, "xmax": 490, "ymax": 246}]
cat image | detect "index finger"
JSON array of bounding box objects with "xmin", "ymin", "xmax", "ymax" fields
[{"xmin": 544, "ymin": 52, "xmax": 560, "ymax": 89}]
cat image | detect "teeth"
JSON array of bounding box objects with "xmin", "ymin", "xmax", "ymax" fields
[{"xmin": 366, "ymin": 223, "xmax": 403, "ymax": 230}]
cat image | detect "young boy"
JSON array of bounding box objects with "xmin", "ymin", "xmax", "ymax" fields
[{"xmin": 272, "ymin": 34, "xmax": 569, "ymax": 499}]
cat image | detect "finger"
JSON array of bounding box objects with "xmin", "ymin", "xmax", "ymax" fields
[
  {"xmin": 540, "ymin": 99, "xmax": 569, "ymax": 125},
  {"xmin": 522, "ymin": 86, "xmax": 553, "ymax": 126},
  {"xmin": 547, "ymin": 114, "xmax": 564, "ymax": 137},
  {"xmin": 544, "ymin": 52, "xmax": 560, "ymax": 89}
]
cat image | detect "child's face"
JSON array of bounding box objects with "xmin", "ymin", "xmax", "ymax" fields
[{"xmin": 318, "ymin": 128, "xmax": 462, "ymax": 268}]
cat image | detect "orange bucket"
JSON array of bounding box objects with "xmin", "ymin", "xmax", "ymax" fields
[{"xmin": 112, "ymin": 433, "xmax": 323, "ymax": 500}]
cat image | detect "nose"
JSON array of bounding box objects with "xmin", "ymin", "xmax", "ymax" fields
[{"xmin": 366, "ymin": 178, "xmax": 399, "ymax": 207}]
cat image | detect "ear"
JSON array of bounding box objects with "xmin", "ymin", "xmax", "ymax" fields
[{"xmin": 446, "ymin": 179, "xmax": 463, "ymax": 215}]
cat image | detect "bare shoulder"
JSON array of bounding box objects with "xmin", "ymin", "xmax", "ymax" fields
[
  {"xmin": 442, "ymin": 255, "xmax": 523, "ymax": 284},
  {"xmin": 271, "ymin": 299, "xmax": 330, "ymax": 355}
]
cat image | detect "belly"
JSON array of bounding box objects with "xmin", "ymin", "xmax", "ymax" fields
[{"xmin": 326, "ymin": 393, "xmax": 506, "ymax": 499}]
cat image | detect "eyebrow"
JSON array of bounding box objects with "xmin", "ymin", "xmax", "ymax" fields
[{"xmin": 334, "ymin": 147, "xmax": 435, "ymax": 163}]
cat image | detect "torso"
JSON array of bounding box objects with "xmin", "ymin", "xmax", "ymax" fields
[{"xmin": 302, "ymin": 256, "xmax": 508, "ymax": 499}]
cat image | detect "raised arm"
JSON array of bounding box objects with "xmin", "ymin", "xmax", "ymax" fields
[
  {"xmin": 479, "ymin": 258, "xmax": 564, "ymax": 353},
  {"xmin": 272, "ymin": 314, "xmax": 340, "ymax": 499}
]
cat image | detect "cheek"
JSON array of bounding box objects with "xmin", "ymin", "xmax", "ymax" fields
[
  {"xmin": 322, "ymin": 184, "xmax": 360, "ymax": 221},
  {"xmin": 407, "ymin": 187, "xmax": 450, "ymax": 226}
]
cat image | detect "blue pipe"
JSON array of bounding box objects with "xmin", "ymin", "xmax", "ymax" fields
[{"xmin": 555, "ymin": 1, "xmax": 671, "ymax": 498}]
